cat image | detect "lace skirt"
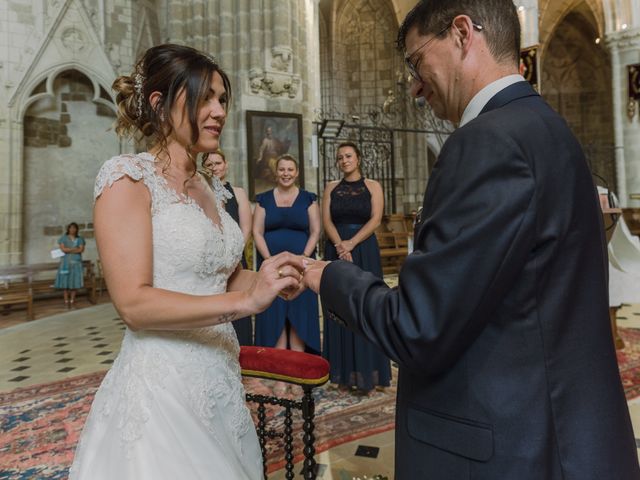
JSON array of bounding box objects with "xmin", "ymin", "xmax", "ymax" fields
[{"xmin": 69, "ymin": 328, "xmax": 263, "ymax": 480}]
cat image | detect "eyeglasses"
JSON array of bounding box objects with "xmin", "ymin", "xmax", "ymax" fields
[{"xmin": 404, "ymin": 22, "xmax": 484, "ymax": 83}]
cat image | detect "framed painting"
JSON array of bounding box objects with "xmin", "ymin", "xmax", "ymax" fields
[{"xmin": 246, "ymin": 110, "xmax": 304, "ymax": 199}]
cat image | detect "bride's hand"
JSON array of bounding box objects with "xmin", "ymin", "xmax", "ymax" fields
[{"xmin": 246, "ymin": 252, "xmax": 305, "ymax": 313}]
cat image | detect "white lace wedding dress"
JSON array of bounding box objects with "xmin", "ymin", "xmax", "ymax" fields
[{"xmin": 69, "ymin": 153, "xmax": 262, "ymax": 480}]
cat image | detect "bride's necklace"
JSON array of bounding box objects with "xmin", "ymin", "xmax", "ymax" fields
[{"xmin": 275, "ymin": 187, "xmax": 298, "ymax": 207}]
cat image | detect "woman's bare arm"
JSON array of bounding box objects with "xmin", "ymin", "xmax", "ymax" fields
[
  {"xmin": 95, "ymin": 177, "xmax": 299, "ymax": 331},
  {"xmin": 322, "ymin": 181, "xmax": 342, "ymax": 246},
  {"xmin": 252, "ymin": 204, "xmax": 271, "ymax": 259},
  {"xmin": 303, "ymin": 201, "xmax": 321, "ymax": 257}
]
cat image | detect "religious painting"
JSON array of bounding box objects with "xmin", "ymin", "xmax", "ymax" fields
[
  {"xmin": 246, "ymin": 111, "xmax": 304, "ymax": 200},
  {"xmin": 520, "ymin": 45, "xmax": 539, "ymax": 91}
]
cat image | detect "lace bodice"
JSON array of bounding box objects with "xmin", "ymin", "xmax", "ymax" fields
[
  {"xmin": 84, "ymin": 152, "xmax": 252, "ymax": 455},
  {"xmin": 330, "ymin": 177, "xmax": 372, "ymax": 224},
  {"xmin": 94, "ymin": 152, "xmax": 242, "ymax": 294}
]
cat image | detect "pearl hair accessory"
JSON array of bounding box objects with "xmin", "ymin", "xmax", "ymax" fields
[{"xmin": 134, "ymin": 72, "xmax": 144, "ymax": 119}]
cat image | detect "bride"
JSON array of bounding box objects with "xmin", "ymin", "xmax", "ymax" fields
[{"xmin": 69, "ymin": 44, "xmax": 303, "ymax": 479}]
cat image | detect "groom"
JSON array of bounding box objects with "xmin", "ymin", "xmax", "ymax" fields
[{"xmin": 301, "ymin": 1, "xmax": 640, "ymax": 479}]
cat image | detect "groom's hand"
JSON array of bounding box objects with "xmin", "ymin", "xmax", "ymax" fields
[{"xmin": 301, "ymin": 259, "xmax": 330, "ymax": 294}]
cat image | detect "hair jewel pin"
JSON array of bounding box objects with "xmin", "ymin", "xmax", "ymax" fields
[{"xmin": 134, "ymin": 72, "xmax": 145, "ymax": 118}]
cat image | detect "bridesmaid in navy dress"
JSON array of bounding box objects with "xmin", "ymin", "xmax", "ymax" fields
[
  {"xmin": 253, "ymin": 154, "xmax": 321, "ymax": 355},
  {"xmin": 322, "ymin": 142, "xmax": 391, "ymax": 393},
  {"xmin": 203, "ymin": 149, "xmax": 253, "ymax": 345}
]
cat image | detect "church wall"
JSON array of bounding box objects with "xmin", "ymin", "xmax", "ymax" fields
[
  {"xmin": 0, "ymin": 0, "xmax": 136, "ymax": 265},
  {"xmin": 23, "ymin": 71, "xmax": 119, "ymax": 264},
  {"xmin": 541, "ymin": 10, "xmax": 615, "ymax": 192}
]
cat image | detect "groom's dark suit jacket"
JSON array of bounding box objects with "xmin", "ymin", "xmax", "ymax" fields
[{"xmin": 320, "ymin": 82, "xmax": 640, "ymax": 480}]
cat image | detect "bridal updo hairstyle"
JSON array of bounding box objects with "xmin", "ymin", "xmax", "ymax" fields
[{"xmin": 112, "ymin": 44, "xmax": 231, "ymax": 154}]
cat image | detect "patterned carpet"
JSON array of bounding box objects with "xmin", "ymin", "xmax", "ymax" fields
[
  {"xmin": 618, "ymin": 327, "xmax": 640, "ymax": 400},
  {"xmin": 2, "ymin": 323, "xmax": 638, "ymax": 478},
  {"xmin": 0, "ymin": 371, "xmax": 396, "ymax": 478}
]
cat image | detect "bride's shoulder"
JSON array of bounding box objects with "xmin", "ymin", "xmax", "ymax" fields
[{"xmin": 94, "ymin": 152, "xmax": 156, "ymax": 200}]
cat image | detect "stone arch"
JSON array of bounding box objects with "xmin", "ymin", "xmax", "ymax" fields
[
  {"xmin": 18, "ymin": 64, "xmax": 116, "ymax": 122},
  {"xmin": 539, "ymin": 0, "xmax": 605, "ymax": 51},
  {"xmin": 332, "ymin": 0, "xmax": 401, "ymax": 114},
  {"xmin": 21, "ymin": 67, "xmax": 120, "ymax": 264},
  {"xmin": 541, "ymin": 2, "xmax": 615, "ymax": 191}
]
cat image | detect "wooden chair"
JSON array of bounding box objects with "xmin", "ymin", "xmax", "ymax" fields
[
  {"xmin": 384, "ymin": 213, "xmax": 408, "ymax": 234},
  {"xmin": 376, "ymin": 216, "xmax": 410, "ymax": 275},
  {"xmin": 240, "ymin": 346, "xmax": 330, "ymax": 480}
]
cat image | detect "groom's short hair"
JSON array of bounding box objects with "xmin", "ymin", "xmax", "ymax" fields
[{"xmin": 397, "ymin": 0, "xmax": 521, "ymax": 67}]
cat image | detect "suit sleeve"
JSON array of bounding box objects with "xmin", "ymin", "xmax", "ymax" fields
[{"xmin": 320, "ymin": 125, "xmax": 537, "ymax": 375}]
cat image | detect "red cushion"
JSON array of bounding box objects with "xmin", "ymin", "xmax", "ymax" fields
[{"xmin": 239, "ymin": 346, "xmax": 330, "ymax": 386}]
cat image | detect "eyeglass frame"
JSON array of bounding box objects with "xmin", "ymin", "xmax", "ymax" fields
[{"xmin": 404, "ymin": 21, "xmax": 484, "ymax": 83}]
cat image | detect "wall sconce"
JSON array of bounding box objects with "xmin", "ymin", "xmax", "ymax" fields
[
  {"xmin": 627, "ymin": 64, "xmax": 640, "ymax": 121},
  {"xmin": 318, "ymin": 119, "xmax": 344, "ymax": 138}
]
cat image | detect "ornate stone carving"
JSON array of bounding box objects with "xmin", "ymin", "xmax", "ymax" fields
[
  {"xmin": 249, "ymin": 68, "xmax": 265, "ymax": 94},
  {"xmin": 249, "ymin": 67, "xmax": 300, "ymax": 99},
  {"xmin": 61, "ymin": 27, "xmax": 86, "ymax": 53},
  {"xmin": 606, "ymin": 28, "xmax": 640, "ymax": 51},
  {"xmin": 271, "ymin": 46, "xmax": 292, "ymax": 72}
]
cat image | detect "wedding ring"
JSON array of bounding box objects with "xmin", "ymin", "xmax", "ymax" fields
[{"xmin": 278, "ymin": 268, "xmax": 283, "ymax": 278}]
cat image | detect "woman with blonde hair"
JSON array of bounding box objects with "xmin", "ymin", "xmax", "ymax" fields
[{"xmin": 252, "ymin": 155, "xmax": 321, "ymax": 368}]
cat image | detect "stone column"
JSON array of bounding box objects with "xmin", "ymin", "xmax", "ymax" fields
[
  {"xmin": 516, "ymin": 0, "xmax": 540, "ymax": 49},
  {"xmin": 271, "ymin": 0, "xmax": 292, "ymax": 74},
  {"xmin": 609, "ymin": 41, "xmax": 627, "ymax": 204}
]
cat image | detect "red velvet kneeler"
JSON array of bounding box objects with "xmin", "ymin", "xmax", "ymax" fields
[{"xmin": 239, "ymin": 346, "xmax": 330, "ymax": 386}]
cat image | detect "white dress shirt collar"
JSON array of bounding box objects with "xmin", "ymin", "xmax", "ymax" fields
[{"xmin": 458, "ymin": 74, "xmax": 526, "ymax": 128}]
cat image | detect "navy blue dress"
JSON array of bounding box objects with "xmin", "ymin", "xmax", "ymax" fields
[
  {"xmin": 254, "ymin": 189, "xmax": 320, "ymax": 353},
  {"xmin": 223, "ymin": 181, "xmax": 253, "ymax": 346},
  {"xmin": 322, "ymin": 178, "xmax": 391, "ymax": 391}
]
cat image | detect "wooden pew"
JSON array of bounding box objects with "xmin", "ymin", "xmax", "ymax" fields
[
  {"xmin": 375, "ymin": 213, "xmax": 415, "ymax": 275},
  {"xmin": 376, "ymin": 231, "xmax": 409, "ymax": 274},
  {"xmin": 0, "ymin": 261, "xmax": 97, "ymax": 319}
]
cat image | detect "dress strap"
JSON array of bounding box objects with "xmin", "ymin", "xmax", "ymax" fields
[
  {"xmin": 211, "ymin": 175, "xmax": 233, "ymax": 206},
  {"xmin": 94, "ymin": 153, "xmax": 155, "ymax": 200}
]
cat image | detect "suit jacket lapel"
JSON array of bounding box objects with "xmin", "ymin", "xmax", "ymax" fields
[{"xmin": 479, "ymin": 81, "xmax": 539, "ymax": 116}]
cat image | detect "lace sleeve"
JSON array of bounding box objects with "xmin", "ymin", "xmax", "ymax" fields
[
  {"xmin": 211, "ymin": 175, "xmax": 233, "ymax": 205},
  {"xmin": 94, "ymin": 154, "xmax": 152, "ymax": 200}
]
